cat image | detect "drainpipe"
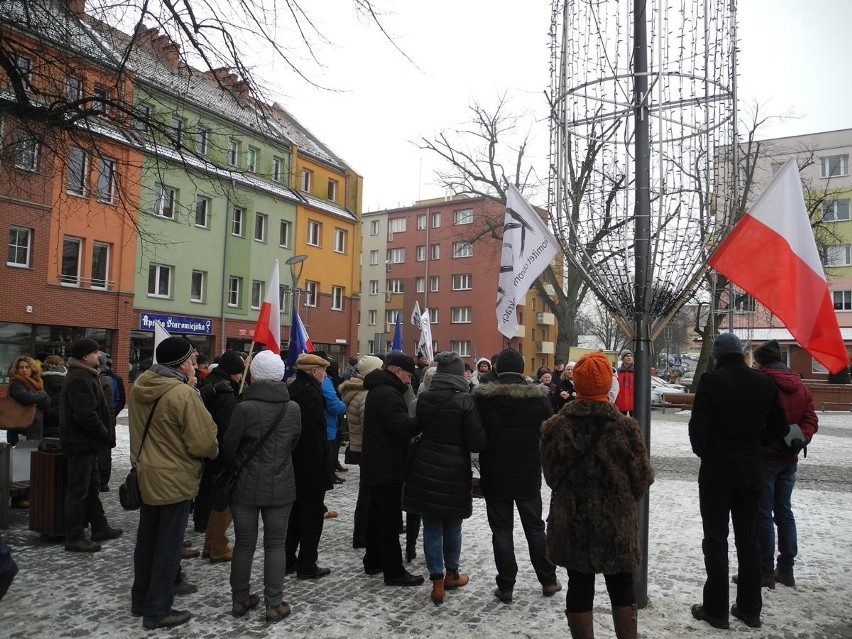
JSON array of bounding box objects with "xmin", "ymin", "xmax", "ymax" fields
[{"xmin": 220, "ymin": 179, "xmax": 235, "ymax": 351}]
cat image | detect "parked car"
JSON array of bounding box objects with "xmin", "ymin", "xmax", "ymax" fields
[
  {"xmin": 650, "ymin": 376, "xmax": 686, "ymax": 406},
  {"xmin": 680, "ymin": 372, "xmax": 695, "ymax": 388}
]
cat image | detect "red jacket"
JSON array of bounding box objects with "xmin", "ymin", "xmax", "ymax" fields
[
  {"xmin": 760, "ymin": 364, "xmax": 818, "ymax": 463},
  {"xmin": 615, "ymin": 366, "xmax": 634, "ymax": 413}
]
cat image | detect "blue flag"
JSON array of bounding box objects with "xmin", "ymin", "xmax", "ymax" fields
[
  {"xmin": 391, "ymin": 312, "xmax": 402, "ymax": 351},
  {"xmin": 285, "ymin": 301, "xmax": 313, "ymax": 377}
]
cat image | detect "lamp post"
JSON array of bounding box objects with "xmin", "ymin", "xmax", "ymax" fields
[{"xmin": 286, "ymin": 254, "xmax": 308, "ymax": 312}]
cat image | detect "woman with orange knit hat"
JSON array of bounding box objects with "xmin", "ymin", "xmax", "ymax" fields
[{"xmin": 540, "ymin": 351, "xmax": 655, "ymax": 639}]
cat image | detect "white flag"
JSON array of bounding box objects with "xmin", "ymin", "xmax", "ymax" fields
[
  {"xmin": 151, "ymin": 321, "xmax": 171, "ymax": 364},
  {"xmin": 418, "ymin": 309, "xmax": 434, "ymax": 363},
  {"xmin": 496, "ymin": 184, "xmax": 559, "ymax": 338},
  {"xmin": 410, "ymin": 300, "xmax": 422, "ymax": 329}
]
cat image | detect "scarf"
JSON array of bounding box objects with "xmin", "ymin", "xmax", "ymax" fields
[{"xmin": 10, "ymin": 371, "xmax": 43, "ymax": 391}]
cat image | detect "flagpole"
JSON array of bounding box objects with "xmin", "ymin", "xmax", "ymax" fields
[{"xmin": 239, "ymin": 341, "xmax": 257, "ymax": 393}]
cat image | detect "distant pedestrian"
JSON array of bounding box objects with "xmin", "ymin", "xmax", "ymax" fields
[
  {"xmin": 540, "ymin": 351, "xmax": 654, "ymax": 638},
  {"xmin": 472, "ymin": 348, "xmax": 560, "ymax": 603},
  {"xmin": 689, "ymin": 333, "xmax": 788, "ymax": 630},
  {"xmin": 615, "ymin": 350, "xmax": 634, "ymax": 416}
]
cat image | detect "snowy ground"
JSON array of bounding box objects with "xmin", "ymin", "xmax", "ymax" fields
[{"xmin": 1, "ymin": 409, "xmax": 850, "ymax": 638}]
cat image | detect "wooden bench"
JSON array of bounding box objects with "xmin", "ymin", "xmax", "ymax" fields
[
  {"xmin": 661, "ymin": 393, "xmax": 695, "ymax": 413},
  {"xmin": 821, "ymin": 401, "xmax": 852, "ymax": 412}
]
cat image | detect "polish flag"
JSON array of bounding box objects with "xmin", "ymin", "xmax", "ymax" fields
[
  {"xmin": 253, "ymin": 260, "xmax": 281, "ymax": 354},
  {"xmin": 709, "ymin": 158, "xmax": 848, "ymax": 373}
]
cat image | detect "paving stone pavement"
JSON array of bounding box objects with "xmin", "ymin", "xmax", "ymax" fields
[{"xmin": 1, "ymin": 409, "xmax": 851, "ymax": 638}]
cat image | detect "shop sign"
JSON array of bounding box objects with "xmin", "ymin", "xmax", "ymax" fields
[{"xmin": 140, "ymin": 313, "xmax": 213, "ymax": 335}]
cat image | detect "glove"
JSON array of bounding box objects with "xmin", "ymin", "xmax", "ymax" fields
[{"xmin": 214, "ymin": 381, "xmax": 234, "ymax": 394}]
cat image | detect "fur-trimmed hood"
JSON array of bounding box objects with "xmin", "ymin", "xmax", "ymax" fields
[{"xmin": 472, "ymin": 379, "xmax": 548, "ymax": 400}]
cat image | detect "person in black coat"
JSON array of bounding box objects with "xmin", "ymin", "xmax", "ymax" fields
[
  {"xmin": 471, "ymin": 348, "xmax": 560, "ymax": 603},
  {"xmin": 285, "ymin": 353, "xmax": 333, "ymax": 579},
  {"xmin": 39, "ymin": 355, "xmax": 66, "ymax": 441},
  {"xmin": 403, "ymin": 352, "xmax": 485, "ymax": 604},
  {"xmin": 361, "ymin": 351, "xmax": 422, "ymax": 587},
  {"xmin": 689, "ymin": 333, "xmax": 789, "ymax": 630}
]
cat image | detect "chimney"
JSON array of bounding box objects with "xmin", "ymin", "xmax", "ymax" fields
[{"xmin": 66, "ymin": 0, "xmax": 86, "ymax": 15}]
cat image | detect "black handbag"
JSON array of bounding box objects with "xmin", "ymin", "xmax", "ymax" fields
[
  {"xmin": 119, "ymin": 388, "xmax": 174, "ymax": 511},
  {"xmin": 209, "ymin": 402, "xmax": 289, "ymax": 512}
]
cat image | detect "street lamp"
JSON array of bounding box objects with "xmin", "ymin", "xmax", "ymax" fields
[{"xmin": 286, "ymin": 254, "xmax": 308, "ymax": 312}]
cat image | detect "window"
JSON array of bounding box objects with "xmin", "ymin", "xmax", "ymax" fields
[
  {"xmin": 304, "ymin": 280, "xmax": 318, "ymax": 307},
  {"xmin": 191, "ymin": 270, "xmax": 206, "ymax": 303},
  {"xmin": 327, "ymin": 178, "xmax": 337, "ymax": 201},
  {"xmin": 92, "ymin": 85, "xmax": 108, "ymax": 114},
  {"xmin": 334, "ymin": 228, "xmax": 346, "ymax": 253},
  {"xmin": 14, "ymin": 54, "xmax": 31, "ymax": 89},
  {"xmin": 254, "ymin": 213, "xmax": 267, "ymax": 242},
  {"xmin": 430, "ymin": 275, "xmax": 440, "ymax": 292},
  {"xmin": 370, "ymin": 220, "xmax": 380, "ymax": 236},
  {"xmin": 450, "ymin": 340, "xmax": 471, "ymax": 357},
  {"xmin": 247, "ymin": 147, "xmax": 259, "ymax": 173},
  {"xmin": 387, "ymin": 279, "xmax": 405, "ymax": 293},
  {"xmin": 368, "ymin": 309, "xmax": 377, "ymax": 325},
  {"xmin": 331, "ymin": 286, "xmax": 344, "ymax": 310},
  {"xmin": 227, "ymin": 139, "xmax": 240, "ymax": 166},
  {"xmin": 279, "ymin": 220, "xmax": 292, "ymax": 248},
  {"xmin": 452, "ymin": 307, "xmax": 472, "ymax": 323},
  {"xmin": 307, "ymin": 220, "xmax": 321, "ymax": 246},
  {"xmin": 824, "ymin": 244, "xmax": 852, "ymax": 267},
  {"xmin": 91, "ymin": 242, "xmax": 109, "ymax": 289},
  {"xmin": 453, "ymin": 241, "xmax": 473, "ymax": 258},
  {"xmin": 769, "ymin": 161, "xmax": 784, "ymax": 177},
  {"xmin": 7, "ymin": 226, "xmax": 32, "ymax": 267},
  {"xmin": 134, "ymin": 103, "xmax": 151, "ymax": 131},
  {"xmin": 369, "ymin": 280, "xmax": 379, "ymax": 295},
  {"xmin": 61, "ymin": 237, "xmax": 82, "ymax": 285},
  {"xmin": 416, "ymin": 245, "xmax": 426, "ymax": 261},
  {"xmin": 154, "ymin": 185, "xmax": 177, "ymax": 219},
  {"xmin": 432, "ymin": 212, "xmax": 441, "ymax": 228},
  {"xmin": 96, "ymin": 158, "xmax": 115, "ymax": 203},
  {"xmin": 232, "ymin": 207, "xmax": 244, "ymax": 236},
  {"xmin": 417, "ymin": 214, "xmax": 427, "ymax": 230},
  {"xmin": 65, "ymin": 74, "xmax": 82, "ymax": 101},
  {"xmin": 14, "ymin": 129, "xmax": 38, "ymax": 170},
  {"xmin": 833, "ymin": 290, "xmax": 852, "ymax": 311},
  {"xmin": 822, "ymin": 199, "xmax": 851, "ymax": 222},
  {"xmin": 169, "ymin": 115, "xmax": 183, "ymax": 148},
  {"xmin": 228, "ymin": 276, "xmax": 242, "ymax": 307},
  {"xmin": 67, "ymin": 147, "xmax": 87, "ymax": 196},
  {"xmin": 279, "ymin": 285, "xmax": 290, "ymax": 312},
  {"xmin": 301, "ymin": 168, "xmax": 312, "ymax": 192},
  {"xmin": 147, "ymin": 263, "xmax": 172, "ymax": 297},
  {"xmin": 195, "ymin": 196, "xmax": 210, "ymax": 228},
  {"xmin": 196, "ymin": 127, "xmax": 209, "ymax": 155},
  {"xmin": 430, "ymin": 244, "xmax": 440, "ymax": 260},
  {"xmin": 389, "ymin": 218, "xmax": 406, "ymax": 234},
  {"xmin": 273, "ymin": 157, "xmax": 284, "ymax": 182},
  {"xmin": 251, "ymin": 280, "xmax": 263, "ymax": 309},
  {"xmin": 369, "ymin": 250, "xmax": 380, "ymax": 265},
  {"xmin": 385, "ymin": 310, "xmax": 397, "ymax": 329},
  {"xmin": 429, "ymin": 308, "xmax": 439, "ymax": 324},
  {"xmin": 821, "ymin": 155, "xmax": 848, "ymax": 178},
  {"xmin": 389, "ymin": 248, "xmax": 405, "ymax": 264},
  {"xmin": 452, "ymin": 273, "xmax": 472, "ymax": 290},
  {"xmin": 416, "ymin": 277, "xmax": 425, "ymax": 293},
  {"xmin": 454, "ymin": 208, "xmax": 473, "ymax": 225}
]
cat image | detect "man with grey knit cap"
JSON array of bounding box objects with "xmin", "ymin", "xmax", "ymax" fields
[{"xmin": 689, "ymin": 332, "xmax": 788, "ymax": 631}]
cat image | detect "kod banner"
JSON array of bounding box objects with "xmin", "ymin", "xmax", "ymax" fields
[{"xmin": 140, "ymin": 313, "xmax": 213, "ymax": 335}]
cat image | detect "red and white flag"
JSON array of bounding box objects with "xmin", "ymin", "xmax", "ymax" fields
[
  {"xmin": 253, "ymin": 260, "xmax": 281, "ymax": 354},
  {"xmin": 709, "ymin": 158, "xmax": 848, "ymax": 373}
]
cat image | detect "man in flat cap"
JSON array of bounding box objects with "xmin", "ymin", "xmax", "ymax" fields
[
  {"xmin": 285, "ymin": 353, "xmax": 334, "ymax": 579},
  {"xmin": 127, "ymin": 336, "xmax": 219, "ymax": 631},
  {"xmin": 361, "ymin": 351, "xmax": 423, "ymax": 587}
]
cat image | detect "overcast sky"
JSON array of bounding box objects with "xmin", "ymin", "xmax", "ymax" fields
[{"xmin": 261, "ymin": 0, "xmax": 852, "ymax": 212}]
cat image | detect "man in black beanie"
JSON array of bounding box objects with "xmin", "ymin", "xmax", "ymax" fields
[
  {"xmin": 752, "ymin": 340, "xmax": 818, "ymax": 590},
  {"xmin": 61, "ymin": 338, "xmax": 123, "ymax": 553},
  {"xmin": 472, "ymin": 348, "xmax": 560, "ymax": 603},
  {"xmin": 689, "ymin": 333, "xmax": 788, "ymax": 630}
]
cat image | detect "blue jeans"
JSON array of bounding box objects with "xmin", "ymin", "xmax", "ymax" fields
[
  {"xmin": 230, "ymin": 502, "xmax": 292, "ymax": 606},
  {"xmin": 484, "ymin": 495, "xmax": 557, "ymax": 591},
  {"xmin": 422, "ymin": 516, "xmax": 463, "ymax": 579},
  {"xmin": 758, "ymin": 460, "xmax": 798, "ymax": 574},
  {"xmin": 131, "ymin": 500, "xmax": 191, "ymax": 619}
]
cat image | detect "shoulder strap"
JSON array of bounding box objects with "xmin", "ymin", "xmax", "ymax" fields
[
  {"xmin": 134, "ymin": 385, "xmax": 178, "ymax": 465},
  {"xmin": 230, "ymin": 400, "xmax": 290, "ymax": 475}
]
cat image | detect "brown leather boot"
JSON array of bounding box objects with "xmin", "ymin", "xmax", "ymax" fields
[
  {"xmin": 612, "ymin": 604, "xmax": 637, "ymax": 639},
  {"xmin": 430, "ymin": 578, "xmax": 445, "ymax": 605},
  {"xmin": 444, "ymin": 570, "xmax": 469, "ymax": 590},
  {"xmin": 566, "ymin": 610, "xmax": 594, "ymax": 639}
]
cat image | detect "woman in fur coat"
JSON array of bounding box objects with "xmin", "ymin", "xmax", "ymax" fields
[{"xmin": 540, "ymin": 351, "xmax": 654, "ymax": 639}]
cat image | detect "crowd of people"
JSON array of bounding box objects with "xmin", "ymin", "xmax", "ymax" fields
[{"xmin": 0, "ymin": 334, "xmax": 815, "ymax": 637}]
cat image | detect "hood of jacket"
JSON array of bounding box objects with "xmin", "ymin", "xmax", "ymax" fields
[
  {"xmin": 338, "ymin": 376, "xmax": 366, "ymax": 398},
  {"xmin": 42, "ymin": 366, "xmax": 67, "ymax": 378},
  {"xmin": 130, "ymin": 368, "xmax": 188, "ymax": 405},
  {"xmin": 243, "ymin": 379, "xmax": 290, "ymax": 403},
  {"xmin": 472, "ymin": 378, "xmax": 548, "ymax": 400},
  {"xmin": 761, "ymin": 363, "xmax": 805, "ymax": 395},
  {"xmin": 66, "ymin": 357, "xmax": 99, "ymax": 378},
  {"xmin": 428, "ymin": 372, "xmax": 471, "ymax": 393}
]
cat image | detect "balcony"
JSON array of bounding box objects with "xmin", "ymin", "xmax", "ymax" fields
[
  {"xmin": 536, "ymin": 312, "xmax": 555, "ymax": 326},
  {"xmin": 535, "ymin": 341, "xmax": 555, "ymax": 354},
  {"xmin": 513, "ymin": 324, "xmax": 526, "ymax": 338}
]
